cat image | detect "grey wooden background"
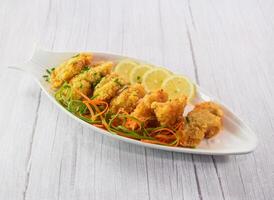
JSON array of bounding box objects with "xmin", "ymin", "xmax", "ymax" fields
[{"xmin": 0, "ymin": 0, "xmax": 273, "ymax": 199}]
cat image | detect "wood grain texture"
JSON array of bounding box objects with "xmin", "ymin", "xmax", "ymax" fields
[{"xmin": 0, "ymin": 0, "xmax": 273, "ymax": 200}]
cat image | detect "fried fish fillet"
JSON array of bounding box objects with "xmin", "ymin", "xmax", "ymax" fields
[
  {"xmin": 130, "ymin": 89, "xmax": 168, "ymax": 126},
  {"xmin": 69, "ymin": 61, "xmax": 113, "ymax": 100},
  {"xmin": 187, "ymin": 102, "xmax": 223, "ymax": 139},
  {"xmin": 151, "ymin": 96, "xmax": 187, "ymax": 127},
  {"xmin": 177, "ymin": 121, "xmax": 205, "ymax": 148},
  {"xmin": 50, "ymin": 53, "xmax": 93, "ymax": 88},
  {"xmin": 93, "ymin": 73, "xmax": 127, "ymax": 102},
  {"xmin": 109, "ymin": 84, "xmax": 146, "ymax": 113},
  {"xmin": 176, "ymin": 101, "xmax": 223, "ymax": 148},
  {"xmin": 193, "ymin": 102, "xmax": 224, "ymax": 118}
]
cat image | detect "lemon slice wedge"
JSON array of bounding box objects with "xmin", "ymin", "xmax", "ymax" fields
[
  {"xmin": 130, "ymin": 64, "xmax": 153, "ymax": 84},
  {"xmin": 161, "ymin": 75, "xmax": 195, "ymax": 101},
  {"xmin": 114, "ymin": 60, "xmax": 138, "ymax": 81},
  {"xmin": 142, "ymin": 68, "xmax": 172, "ymax": 92}
]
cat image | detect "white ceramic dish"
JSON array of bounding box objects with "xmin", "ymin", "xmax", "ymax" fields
[{"xmin": 9, "ymin": 49, "xmax": 258, "ymax": 155}]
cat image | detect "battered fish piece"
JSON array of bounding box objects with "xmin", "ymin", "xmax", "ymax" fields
[
  {"xmin": 177, "ymin": 101, "xmax": 223, "ymax": 147},
  {"xmin": 69, "ymin": 62, "xmax": 113, "ymax": 100},
  {"xmin": 177, "ymin": 122, "xmax": 205, "ymax": 148},
  {"xmin": 51, "ymin": 53, "xmax": 92, "ymax": 88},
  {"xmin": 187, "ymin": 102, "xmax": 223, "ymax": 138},
  {"xmin": 93, "ymin": 73, "xmax": 127, "ymax": 102},
  {"xmin": 130, "ymin": 89, "xmax": 168, "ymax": 126},
  {"xmin": 193, "ymin": 102, "xmax": 224, "ymax": 118},
  {"xmin": 151, "ymin": 96, "xmax": 187, "ymax": 127},
  {"xmin": 109, "ymin": 84, "xmax": 146, "ymax": 113}
]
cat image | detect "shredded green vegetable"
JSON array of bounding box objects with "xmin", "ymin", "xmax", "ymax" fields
[
  {"xmin": 53, "ymin": 82, "xmax": 178, "ymax": 147},
  {"xmin": 68, "ymin": 100, "xmax": 87, "ymax": 115},
  {"xmin": 55, "ymin": 83, "xmax": 72, "ymax": 106}
]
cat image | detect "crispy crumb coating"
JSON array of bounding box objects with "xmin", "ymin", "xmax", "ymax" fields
[
  {"xmin": 151, "ymin": 96, "xmax": 187, "ymax": 127},
  {"xmin": 130, "ymin": 89, "xmax": 168, "ymax": 124},
  {"xmin": 177, "ymin": 122, "xmax": 205, "ymax": 148},
  {"xmin": 69, "ymin": 62, "xmax": 113, "ymax": 100},
  {"xmin": 177, "ymin": 101, "xmax": 223, "ymax": 147},
  {"xmin": 50, "ymin": 53, "xmax": 93, "ymax": 88},
  {"xmin": 193, "ymin": 102, "xmax": 224, "ymax": 118},
  {"xmin": 110, "ymin": 84, "xmax": 146, "ymax": 113},
  {"xmin": 187, "ymin": 101, "xmax": 223, "ymax": 139},
  {"xmin": 187, "ymin": 110, "xmax": 222, "ymax": 139},
  {"xmin": 93, "ymin": 73, "xmax": 127, "ymax": 102}
]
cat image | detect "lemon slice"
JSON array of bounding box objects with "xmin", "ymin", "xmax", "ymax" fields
[
  {"xmin": 142, "ymin": 68, "xmax": 172, "ymax": 92},
  {"xmin": 161, "ymin": 75, "xmax": 195, "ymax": 101},
  {"xmin": 130, "ymin": 64, "xmax": 153, "ymax": 84},
  {"xmin": 114, "ymin": 60, "xmax": 138, "ymax": 81}
]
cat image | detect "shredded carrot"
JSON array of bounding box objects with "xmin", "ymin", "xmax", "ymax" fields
[
  {"xmin": 75, "ymin": 89, "xmax": 91, "ymax": 102},
  {"xmin": 140, "ymin": 139, "xmax": 176, "ymax": 146},
  {"xmin": 155, "ymin": 134, "xmax": 176, "ymax": 141},
  {"xmin": 93, "ymin": 124, "xmax": 104, "ymax": 128},
  {"xmin": 151, "ymin": 128, "xmax": 176, "ymax": 135},
  {"xmin": 83, "ymin": 101, "xmax": 94, "ymax": 115},
  {"xmin": 92, "ymin": 103, "xmax": 109, "ymax": 119},
  {"xmin": 83, "ymin": 101, "xmax": 95, "ymax": 117},
  {"xmin": 174, "ymin": 121, "xmax": 183, "ymax": 130},
  {"xmin": 68, "ymin": 89, "xmax": 180, "ymax": 147},
  {"xmin": 118, "ymin": 109, "xmax": 129, "ymax": 115},
  {"xmin": 76, "ymin": 89, "xmax": 109, "ymax": 120},
  {"xmin": 125, "ymin": 117, "xmax": 142, "ymax": 131},
  {"xmin": 92, "ymin": 104, "xmax": 106, "ymax": 121},
  {"xmin": 90, "ymin": 99, "xmax": 108, "ymax": 105},
  {"xmin": 150, "ymin": 127, "xmax": 180, "ymax": 146},
  {"xmin": 75, "ymin": 89, "xmax": 108, "ymax": 105}
]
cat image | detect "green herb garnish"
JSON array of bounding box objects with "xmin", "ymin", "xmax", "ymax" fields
[
  {"xmin": 114, "ymin": 78, "xmax": 123, "ymax": 86},
  {"xmin": 81, "ymin": 66, "xmax": 90, "ymax": 73},
  {"xmin": 72, "ymin": 54, "xmax": 80, "ymax": 58},
  {"xmin": 43, "ymin": 75, "xmax": 49, "ymax": 82},
  {"xmin": 44, "ymin": 67, "xmax": 55, "ymax": 82}
]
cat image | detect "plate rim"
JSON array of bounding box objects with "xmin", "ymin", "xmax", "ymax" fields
[{"xmin": 18, "ymin": 49, "xmax": 259, "ymax": 155}]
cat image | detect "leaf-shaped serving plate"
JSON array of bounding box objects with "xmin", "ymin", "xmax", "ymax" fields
[{"xmin": 9, "ymin": 49, "xmax": 258, "ymax": 155}]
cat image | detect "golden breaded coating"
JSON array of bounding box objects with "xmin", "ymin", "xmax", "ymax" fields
[
  {"xmin": 151, "ymin": 96, "xmax": 187, "ymax": 127},
  {"xmin": 176, "ymin": 101, "xmax": 223, "ymax": 147},
  {"xmin": 187, "ymin": 109, "xmax": 222, "ymax": 138},
  {"xmin": 193, "ymin": 102, "xmax": 224, "ymax": 117},
  {"xmin": 94, "ymin": 73, "xmax": 118, "ymax": 89},
  {"xmin": 177, "ymin": 122, "xmax": 205, "ymax": 148},
  {"xmin": 93, "ymin": 61, "xmax": 113, "ymax": 76},
  {"xmin": 187, "ymin": 101, "xmax": 223, "ymax": 138},
  {"xmin": 93, "ymin": 73, "xmax": 127, "ymax": 102},
  {"xmin": 69, "ymin": 62, "xmax": 113, "ymax": 100},
  {"xmin": 50, "ymin": 53, "xmax": 92, "ymax": 88},
  {"xmin": 110, "ymin": 84, "xmax": 146, "ymax": 113},
  {"xmin": 70, "ymin": 79, "xmax": 92, "ymax": 100},
  {"xmin": 130, "ymin": 89, "xmax": 168, "ymax": 124}
]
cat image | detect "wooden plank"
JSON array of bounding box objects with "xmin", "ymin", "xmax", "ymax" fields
[
  {"xmin": 0, "ymin": 0, "xmax": 273, "ymax": 199},
  {"xmin": 0, "ymin": 0, "xmax": 47, "ymax": 199},
  {"xmin": 0, "ymin": 72, "xmax": 40, "ymax": 200}
]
